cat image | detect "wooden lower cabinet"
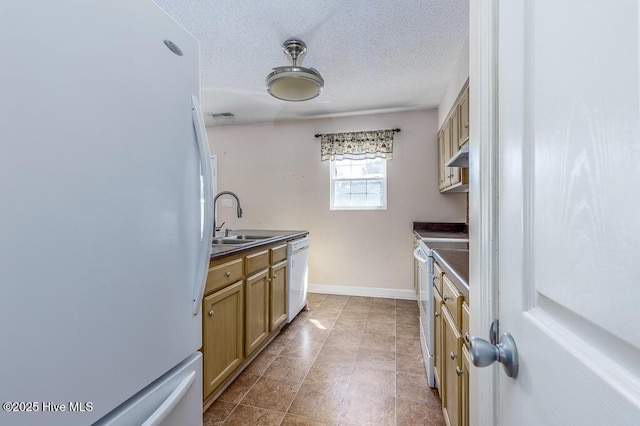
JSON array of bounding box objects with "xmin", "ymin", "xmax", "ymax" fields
[
  {"xmin": 269, "ymin": 260, "xmax": 287, "ymax": 331},
  {"xmin": 461, "ymin": 345, "xmax": 470, "ymax": 426},
  {"xmin": 202, "ymin": 236, "xmax": 307, "ymax": 403},
  {"xmin": 433, "ymin": 259, "xmax": 469, "ymax": 426},
  {"xmin": 245, "ymin": 269, "xmax": 270, "ymax": 356},
  {"xmin": 433, "ymin": 290, "xmax": 443, "ymax": 389},
  {"xmin": 202, "ymin": 280, "xmax": 244, "ymax": 398},
  {"xmin": 442, "ymin": 308, "xmax": 463, "ymax": 426}
]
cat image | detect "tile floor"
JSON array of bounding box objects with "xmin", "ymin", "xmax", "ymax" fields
[{"xmin": 203, "ymin": 293, "xmax": 445, "ymax": 426}]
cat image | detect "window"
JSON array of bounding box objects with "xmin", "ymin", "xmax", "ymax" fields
[{"xmin": 330, "ymin": 158, "xmax": 387, "ymax": 210}]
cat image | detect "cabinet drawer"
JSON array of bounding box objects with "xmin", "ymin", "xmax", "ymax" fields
[
  {"xmin": 462, "ymin": 302, "xmax": 470, "ymax": 344},
  {"xmin": 434, "ymin": 262, "xmax": 444, "ymax": 295},
  {"xmin": 442, "ymin": 274, "xmax": 463, "ymax": 327},
  {"xmin": 205, "ymin": 258, "xmax": 243, "ymax": 295},
  {"xmin": 246, "ymin": 249, "xmax": 269, "ymax": 276},
  {"xmin": 270, "ymin": 243, "xmax": 287, "ymax": 264}
]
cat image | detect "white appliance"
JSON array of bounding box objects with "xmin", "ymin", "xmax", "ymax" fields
[
  {"xmin": 287, "ymin": 237, "xmax": 310, "ymax": 323},
  {"xmin": 413, "ymin": 237, "xmax": 468, "ymax": 388},
  {"xmin": 0, "ymin": 1, "xmax": 213, "ymax": 425}
]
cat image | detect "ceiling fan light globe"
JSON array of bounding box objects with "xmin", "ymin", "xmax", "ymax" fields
[{"xmin": 266, "ymin": 67, "xmax": 324, "ymax": 102}]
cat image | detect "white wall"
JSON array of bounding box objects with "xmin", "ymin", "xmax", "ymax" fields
[
  {"xmin": 438, "ymin": 34, "xmax": 470, "ymax": 128},
  {"xmin": 207, "ymin": 110, "xmax": 465, "ymax": 296}
]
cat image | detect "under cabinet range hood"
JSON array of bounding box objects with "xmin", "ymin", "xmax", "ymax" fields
[{"xmin": 445, "ymin": 144, "xmax": 469, "ymax": 167}]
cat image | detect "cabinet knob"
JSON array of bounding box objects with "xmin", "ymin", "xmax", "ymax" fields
[
  {"xmin": 443, "ymin": 294, "xmax": 453, "ymax": 301},
  {"xmin": 208, "ymin": 310, "xmax": 214, "ymax": 316},
  {"xmin": 435, "ymin": 312, "xmax": 440, "ymax": 318},
  {"xmin": 225, "ymin": 271, "xmax": 231, "ymax": 277},
  {"xmin": 456, "ymin": 366, "xmax": 464, "ymax": 376},
  {"xmin": 450, "ymin": 351, "xmax": 457, "ymax": 360},
  {"xmin": 273, "ymin": 274, "xmax": 276, "ymax": 279},
  {"xmin": 465, "ymin": 123, "xmax": 469, "ymax": 128}
]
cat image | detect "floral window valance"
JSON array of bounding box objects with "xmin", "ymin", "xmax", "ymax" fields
[{"xmin": 319, "ymin": 128, "xmax": 397, "ymax": 161}]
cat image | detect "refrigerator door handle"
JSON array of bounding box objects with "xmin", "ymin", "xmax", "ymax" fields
[
  {"xmin": 140, "ymin": 370, "xmax": 197, "ymax": 426},
  {"xmin": 191, "ymin": 95, "xmax": 213, "ymax": 315}
]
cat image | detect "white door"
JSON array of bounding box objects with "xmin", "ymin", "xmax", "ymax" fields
[{"xmin": 472, "ymin": 0, "xmax": 640, "ymax": 424}]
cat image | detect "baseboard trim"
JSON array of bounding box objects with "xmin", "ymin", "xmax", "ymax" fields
[{"xmin": 308, "ymin": 283, "xmax": 416, "ymax": 300}]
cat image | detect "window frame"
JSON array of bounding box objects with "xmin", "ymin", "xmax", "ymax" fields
[{"xmin": 329, "ymin": 157, "xmax": 388, "ymax": 211}]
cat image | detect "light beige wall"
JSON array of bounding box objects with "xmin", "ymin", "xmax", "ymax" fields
[
  {"xmin": 207, "ymin": 110, "xmax": 465, "ymax": 293},
  {"xmin": 438, "ymin": 34, "xmax": 470, "ymax": 128}
]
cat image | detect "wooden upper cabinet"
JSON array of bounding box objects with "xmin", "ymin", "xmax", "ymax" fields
[
  {"xmin": 458, "ymin": 86, "xmax": 469, "ymax": 147},
  {"xmin": 438, "ymin": 130, "xmax": 446, "ymax": 190},
  {"xmin": 450, "ymin": 107, "xmax": 460, "ymax": 151},
  {"xmin": 448, "ymin": 114, "xmax": 461, "ymax": 187},
  {"xmin": 442, "ymin": 120, "xmax": 452, "ymax": 188},
  {"xmin": 438, "ymin": 80, "xmax": 470, "ymax": 193}
]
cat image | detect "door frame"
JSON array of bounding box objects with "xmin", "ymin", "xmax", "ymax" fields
[{"xmin": 468, "ymin": 0, "xmax": 499, "ymax": 424}]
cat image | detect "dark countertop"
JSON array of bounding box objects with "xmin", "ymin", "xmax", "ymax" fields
[
  {"xmin": 414, "ymin": 230, "xmax": 470, "ymax": 240},
  {"xmin": 413, "ymin": 221, "xmax": 469, "ymax": 241},
  {"xmin": 210, "ymin": 229, "xmax": 308, "ymax": 260},
  {"xmin": 432, "ymin": 249, "xmax": 469, "ymax": 299}
]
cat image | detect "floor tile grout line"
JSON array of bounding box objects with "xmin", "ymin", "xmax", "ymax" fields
[
  {"xmin": 208, "ymin": 295, "xmax": 431, "ymax": 425},
  {"xmin": 281, "ymin": 298, "xmax": 345, "ymax": 423}
]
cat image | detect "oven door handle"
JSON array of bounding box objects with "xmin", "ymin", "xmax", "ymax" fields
[{"xmin": 413, "ymin": 246, "xmax": 429, "ymax": 263}]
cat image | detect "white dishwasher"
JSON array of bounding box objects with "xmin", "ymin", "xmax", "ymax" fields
[{"xmin": 287, "ymin": 237, "xmax": 309, "ymax": 323}]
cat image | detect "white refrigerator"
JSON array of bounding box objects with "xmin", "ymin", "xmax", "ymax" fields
[{"xmin": 0, "ymin": 1, "xmax": 213, "ymax": 425}]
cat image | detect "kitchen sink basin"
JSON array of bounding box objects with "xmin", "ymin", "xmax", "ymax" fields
[
  {"xmin": 227, "ymin": 235, "xmax": 272, "ymax": 240},
  {"xmin": 211, "ymin": 234, "xmax": 275, "ymax": 247},
  {"xmin": 211, "ymin": 238, "xmax": 255, "ymax": 245}
]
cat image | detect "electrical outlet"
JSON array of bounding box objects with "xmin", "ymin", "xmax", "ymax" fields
[{"xmin": 221, "ymin": 199, "xmax": 233, "ymax": 208}]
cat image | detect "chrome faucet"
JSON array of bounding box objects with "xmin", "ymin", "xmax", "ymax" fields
[{"xmin": 213, "ymin": 191, "xmax": 243, "ymax": 237}]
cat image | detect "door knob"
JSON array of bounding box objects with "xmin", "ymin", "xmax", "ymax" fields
[{"xmin": 469, "ymin": 332, "xmax": 519, "ymax": 378}]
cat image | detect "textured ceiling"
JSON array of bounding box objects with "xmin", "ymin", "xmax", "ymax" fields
[{"xmin": 153, "ymin": 0, "xmax": 469, "ymax": 127}]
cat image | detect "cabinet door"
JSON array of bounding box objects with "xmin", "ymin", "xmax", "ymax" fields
[
  {"xmin": 442, "ymin": 307, "xmax": 462, "ymax": 426},
  {"xmin": 269, "ymin": 260, "xmax": 287, "ymax": 331},
  {"xmin": 448, "ymin": 115, "xmax": 461, "ymax": 187},
  {"xmin": 433, "ymin": 290, "xmax": 443, "ymax": 393},
  {"xmin": 443, "ymin": 121, "xmax": 452, "ymax": 188},
  {"xmin": 245, "ymin": 269, "xmax": 269, "ymax": 356},
  {"xmin": 450, "ymin": 107, "xmax": 460, "ymax": 153},
  {"xmin": 202, "ymin": 280, "xmax": 244, "ymax": 399},
  {"xmin": 438, "ymin": 131, "xmax": 446, "ymax": 190},
  {"xmin": 458, "ymin": 86, "xmax": 469, "ymax": 146},
  {"xmin": 461, "ymin": 345, "xmax": 470, "ymax": 426}
]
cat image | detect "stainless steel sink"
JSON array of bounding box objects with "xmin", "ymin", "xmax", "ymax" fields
[
  {"xmin": 211, "ymin": 234, "xmax": 274, "ymax": 247},
  {"xmin": 227, "ymin": 235, "xmax": 272, "ymax": 240},
  {"xmin": 211, "ymin": 238, "xmax": 255, "ymax": 245}
]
